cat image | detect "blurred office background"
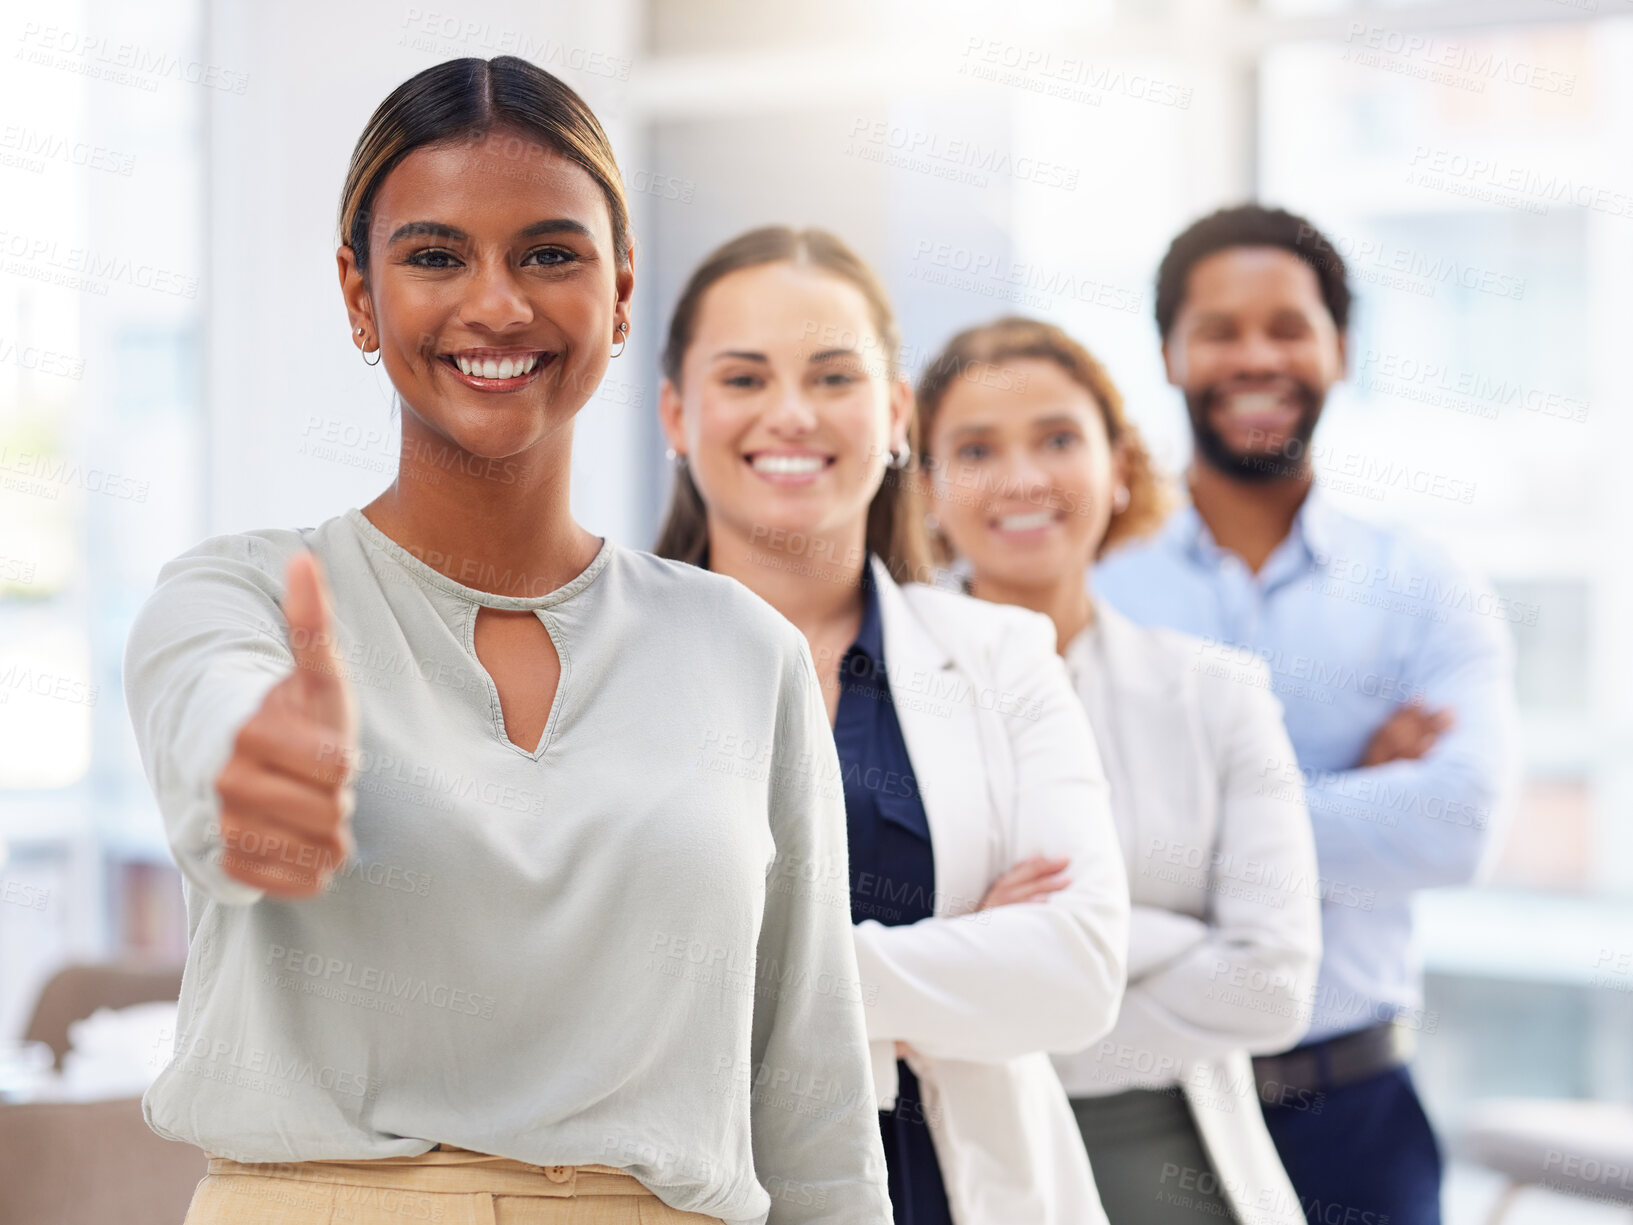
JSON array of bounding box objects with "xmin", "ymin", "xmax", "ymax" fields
[{"xmin": 1, "ymin": 0, "xmax": 1629, "ymax": 1219}]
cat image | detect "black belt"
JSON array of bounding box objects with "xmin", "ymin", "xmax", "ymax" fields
[{"xmin": 1252, "ymin": 1021, "xmax": 1413, "ymax": 1098}]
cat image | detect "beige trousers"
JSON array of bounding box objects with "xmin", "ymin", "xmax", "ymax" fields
[{"xmin": 181, "ymin": 1144, "xmax": 727, "ymax": 1224}]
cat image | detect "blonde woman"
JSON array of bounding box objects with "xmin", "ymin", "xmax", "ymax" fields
[
  {"xmin": 655, "ymin": 228, "xmax": 1131, "ymax": 1225},
  {"xmin": 123, "ymin": 59, "xmax": 889, "ymax": 1224},
  {"xmin": 915, "ymin": 317, "xmax": 1322, "ymax": 1225}
]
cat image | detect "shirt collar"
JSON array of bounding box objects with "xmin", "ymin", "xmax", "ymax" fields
[
  {"xmin": 847, "ymin": 556, "xmax": 886, "ymax": 668},
  {"xmin": 1293, "ymin": 483, "xmax": 1341, "ymax": 567},
  {"xmin": 1169, "ymin": 479, "xmax": 1338, "ymax": 575}
]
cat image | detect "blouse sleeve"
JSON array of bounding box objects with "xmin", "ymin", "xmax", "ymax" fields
[
  {"xmin": 749, "ymin": 631, "xmax": 892, "ymax": 1223},
  {"xmin": 122, "ymin": 533, "xmax": 304, "ymax": 907}
]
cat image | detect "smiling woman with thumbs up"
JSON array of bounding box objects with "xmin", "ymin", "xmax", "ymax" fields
[{"xmin": 121, "ymin": 56, "xmax": 890, "ymax": 1225}]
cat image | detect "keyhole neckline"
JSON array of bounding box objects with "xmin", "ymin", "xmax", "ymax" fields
[{"xmin": 344, "ymin": 507, "xmax": 612, "ymax": 611}]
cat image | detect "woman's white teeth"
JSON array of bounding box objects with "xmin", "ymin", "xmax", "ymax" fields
[
  {"xmin": 752, "ymin": 454, "xmax": 826, "ymax": 475},
  {"xmin": 454, "ymin": 353, "xmax": 541, "ymax": 378},
  {"xmin": 997, "ymin": 511, "xmax": 1055, "ymax": 532}
]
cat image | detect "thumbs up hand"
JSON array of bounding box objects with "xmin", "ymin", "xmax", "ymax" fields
[{"xmin": 213, "ymin": 551, "xmax": 360, "ymax": 898}]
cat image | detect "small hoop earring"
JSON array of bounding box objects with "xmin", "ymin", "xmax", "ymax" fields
[
  {"xmin": 361, "ymin": 345, "xmax": 381, "ymax": 367},
  {"xmin": 1112, "ymin": 485, "xmax": 1130, "ymax": 513},
  {"xmin": 611, "ymin": 320, "xmax": 629, "ymax": 359}
]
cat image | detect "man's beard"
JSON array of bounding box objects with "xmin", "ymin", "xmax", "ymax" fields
[{"xmin": 1185, "ymin": 382, "xmax": 1325, "ymax": 484}]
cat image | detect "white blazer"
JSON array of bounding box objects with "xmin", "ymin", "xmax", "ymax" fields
[
  {"xmin": 854, "ymin": 558, "xmax": 1132, "ymax": 1225},
  {"xmin": 1051, "ymin": 600, "xmax": 1323, "ymax": 1225}
]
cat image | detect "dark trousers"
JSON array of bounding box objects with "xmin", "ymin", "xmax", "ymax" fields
[
  {"xmin": 1261, "ymin": 1063, "xmax": 1443, "ymax": 1225},
  {"xmin": 881, "ymin": 1061, "xmax": 954, "ymax": 1225}
]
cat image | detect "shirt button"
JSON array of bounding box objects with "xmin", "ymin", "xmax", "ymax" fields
[{"xmin": 545, "ymin": 1166, "xmax": 572, "ymax": 1183}]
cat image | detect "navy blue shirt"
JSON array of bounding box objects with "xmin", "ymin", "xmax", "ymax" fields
[
  {"xmin": 835, "ymin": 566, "xmax": 933, "ymax": 926},
  {"xmin": 833, "ymin": 562, "xmax": 952, "ymax": 1225}
]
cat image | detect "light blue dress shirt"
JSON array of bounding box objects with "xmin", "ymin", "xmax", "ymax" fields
[{"xmin": 1095, "ymin": 484, "xmax": 1520, "ymax": 1044}]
